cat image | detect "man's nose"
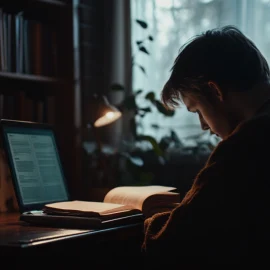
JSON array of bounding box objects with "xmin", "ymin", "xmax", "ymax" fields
[{"xmin": 200, "ymin": 121, "xmax": 209, "ymax": 131}]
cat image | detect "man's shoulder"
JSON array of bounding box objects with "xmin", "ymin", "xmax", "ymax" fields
[
  {"xmin": 208, "ymin": 113, "xmax": 270, "ymax": 164},
  {"xmin": 232, "ymin": 113, "xmax": 270, "ymax": 138},
  {"xmin": 245, "ymin": 112, "xmax": 270, "ymax": 125}
]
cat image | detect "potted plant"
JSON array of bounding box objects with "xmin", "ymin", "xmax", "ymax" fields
[{"xmin": 109, "ymin": 19, "xmax": 217, "ymax": 186}]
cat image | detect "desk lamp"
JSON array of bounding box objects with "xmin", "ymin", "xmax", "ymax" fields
[{"xmin": 88, "ymin": 94, "xmax": 122, "ymax": 152}]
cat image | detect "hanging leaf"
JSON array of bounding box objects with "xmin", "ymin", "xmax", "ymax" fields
[
  {"xmin": 137, "ymin": 135, "xmax": 164, "ymax": 156},
  {"xmin": 148, "ymin": 35, "xmax": 154, "ymax": 41},
  {"xmin": 145, "ymin": 91, "xmax": 155, "ymax": 101},
  {"xmin": 139, "ymin": 107, "xmax": 152, "ymax": 113},
  {"xmin": 138, "ymin": 111, "xmax": 146, "ymax": 117},
  {"xmin": 138, "ymin": 107, "xmax": 151, "ymax": 117},
  {"xmin": 138, "ymin": 65, "xmax": 146, "ymax": 74},
  {"xmin": 155, "ymin": 100, "xmax": 175, "ymax": 116},
  {"xmin": 151, "ymin": 124, "xmax": 160, "ymax": 129},
  {"xmin": 139, "ymin": 46, "xmax": 150, "ymax": 55},
  {"xmin": 136, "ymin": 19, "xmax": 148, "ymax": 29},
  {"xmin": 170, "ymin": 130, "xmax": 183, "ymax": 146},
  {"xmin": 159, "ymin": 136, "xmax": 172, "ymax": 151},
  {"xmin": 135, "ymin": 89, "xmax": 143, "ymax": 96}
]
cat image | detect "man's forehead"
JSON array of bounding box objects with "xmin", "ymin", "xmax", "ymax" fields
[{"xmin": 182, "ymin": 94, "xmax": 196, "ymax": 110}]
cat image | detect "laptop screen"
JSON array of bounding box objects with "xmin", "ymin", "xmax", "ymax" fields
[{"xmin": 0, "ymin": 119, "xmax": 69, "ymax": 212}]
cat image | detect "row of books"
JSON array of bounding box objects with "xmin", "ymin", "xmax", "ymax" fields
[
  {"xmin": 0, "ymin": 9, "xmax": 58, "ymax": 76},
  {"xmin": 0, "ymin": 93, "xmax": 55, "ymax": 124}
]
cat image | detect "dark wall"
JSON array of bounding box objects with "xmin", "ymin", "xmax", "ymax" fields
[
  {"xmin": 79, "ymin": 0, "xmax": 106, "ymax": 128},
  {"xmin": 78, "ymin": 0, "xmax": 116, "ymax": 197}
]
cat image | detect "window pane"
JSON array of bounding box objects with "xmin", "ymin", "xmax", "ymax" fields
[{"xmin": 131, "ymin": 0, "xmax": 270, "ymax": 145}]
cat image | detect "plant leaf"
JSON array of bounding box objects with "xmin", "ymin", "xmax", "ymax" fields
[
  {"xmin": 137, "ymin": 135, "xmax": 164, "ymax": 156},
  {"xmin": 138, "ymin": 111, "xmax": 147, "ymax": 118},
  {"xmin": 170, "ymin": 130, "xmax": 183, "ymax": 145},
  {"xmin": 136, "ymin": 40, "xmax": 143, "ymax": 45},
  {"xmin": 145, "ymin": 91, "xmax": 155, "ymax": 101},
  {"xmin": 138, "ymin": 107, "xmax": 151, "ymax": 117},
  {"xmin": 155, "ymin": 101, "xmax": 175, "ymax": 116},
  {"xmin": 139, "ymin": 46, "xmax": 150, "ymax": 55},
  {"xmin": 135, "ymin": 89, "xmax": 143, "ymax": 96},
  {"xmin": 151, "ymin": 124, "xmax": 160, "ymax": 129},
  {"xmin": 159, "ymin": 136, "xmax": 172, "ymax": 151},
  {"xmin": 138, "ymin": 65, "xmax": 146, "ymax": 74},
  {"xmin": 139, "ymin": 107, "xmax": 152, "ymax": 113},
  {"xmin": 136, "ymin": 19, "xmax": 148, "ymax": 29}
]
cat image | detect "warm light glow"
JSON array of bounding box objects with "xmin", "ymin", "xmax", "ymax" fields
[
  {"xmin": 106, "ymin": 112, "xmax": 115, "ymax": 119},
  {"xmin": 94, "ymin": 111, "xmax": 122, "ymax": 127}
]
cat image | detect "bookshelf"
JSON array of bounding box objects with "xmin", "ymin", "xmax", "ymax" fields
[{"xmin": 0, "ymin": 0, "xmax": 81, "ymax": 210}]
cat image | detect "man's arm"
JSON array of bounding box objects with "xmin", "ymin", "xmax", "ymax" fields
[{"xmin": 141, "ymin": 161, "xmax": 227, "ymax": 259}]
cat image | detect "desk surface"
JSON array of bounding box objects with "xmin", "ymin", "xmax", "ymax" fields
[{"xmin": 0, "ymin": 212, "xmax": 145, "ymax": 260}]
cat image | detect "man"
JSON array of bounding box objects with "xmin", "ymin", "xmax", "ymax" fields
[{"xmin": 142, "ymin": 25, "xmax": 270, "ymax": 265}]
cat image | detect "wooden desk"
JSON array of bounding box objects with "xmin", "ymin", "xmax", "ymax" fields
[{"xmin": 0, "ymin": 212, "xmax": 145, "ymax": 267}]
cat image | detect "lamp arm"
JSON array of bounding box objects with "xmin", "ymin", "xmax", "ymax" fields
[{"xmin": 89, "ymin": 123, "xmax": 102, "ymax": 153}]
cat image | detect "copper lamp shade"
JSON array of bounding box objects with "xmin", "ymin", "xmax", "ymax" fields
[{"xmin": 89, "ymin": 94, "xmax": 122, "ymax": 127}]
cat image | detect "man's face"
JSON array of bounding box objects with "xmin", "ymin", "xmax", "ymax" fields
[{"xmin": 182, "ymin": 91, "xmax": 239, "ymax": 140}]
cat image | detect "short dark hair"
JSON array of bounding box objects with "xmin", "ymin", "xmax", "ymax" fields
[{"xmin": 161, "ymin": 25, "xmax": 270, "ymax": 109}]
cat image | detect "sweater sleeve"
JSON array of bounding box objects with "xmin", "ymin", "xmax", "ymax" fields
[
  {"xmin": 141, "ymin": 161, "xmax": 227, "ymax": 259},
  {"xmin": 143, "ymin": 211, "xmax": 171, "ymax": 238},
  {"xmin": 142, "ymin": 116, "xmax": 270, "ymax": 263}
]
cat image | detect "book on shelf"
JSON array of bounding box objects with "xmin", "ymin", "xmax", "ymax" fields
[
  {"xmin": 43, "ymin": 185, "xmax": 181, "ymax": 220},
  {"xmin": 0, "ymin": 7, "xmax": 59, "ymax": 76}
]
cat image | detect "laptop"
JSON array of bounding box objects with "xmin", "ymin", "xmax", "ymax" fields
[{"xmin": 0, "ymin": 119, "xmax": 143, "ymax": 229}]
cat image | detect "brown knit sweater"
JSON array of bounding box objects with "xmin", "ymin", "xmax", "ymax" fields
[{"xmin": 142, "ymin": 113, "xmax": 270, "ymax": 265}]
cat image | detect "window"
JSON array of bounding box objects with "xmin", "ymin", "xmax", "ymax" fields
[{"xmin": 131, "ymin": 0, "xmax": 270, "ymax": 147}]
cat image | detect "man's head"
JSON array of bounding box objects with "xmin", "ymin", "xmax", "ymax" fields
[{"xmin": 161, "ymin": 25, "xmax": 270, "ymax": 139}]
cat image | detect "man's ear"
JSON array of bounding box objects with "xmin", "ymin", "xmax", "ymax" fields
[{"xmin": 208, "ymin": 81, "xmax": 224, "ymax": 101}]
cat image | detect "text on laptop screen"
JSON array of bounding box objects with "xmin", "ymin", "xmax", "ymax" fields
[{"xmin": 3, "ymin": 126, "xmax": 69, "ymax": 206}]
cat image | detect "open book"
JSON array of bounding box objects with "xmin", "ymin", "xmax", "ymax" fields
[{"xmin": 43, "ymin": 185, "xmax": 180, "ymax": 220}]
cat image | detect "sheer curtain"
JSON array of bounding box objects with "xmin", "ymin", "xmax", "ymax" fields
[{"xmin": 131, "ymin": 0, "xmax": 270, "ymax": 146}]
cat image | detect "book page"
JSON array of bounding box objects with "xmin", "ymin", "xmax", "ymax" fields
[
  {"xmin": 44, "ymin": 200, "xmax": 134, "ymax": 215},
  {"xmin": 103, "ymin": 185, "xmax": 177, "ymax": 211},
  {"xmin": 142, "ymin": 192, "xmax": 180, "ymax": 217}
]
